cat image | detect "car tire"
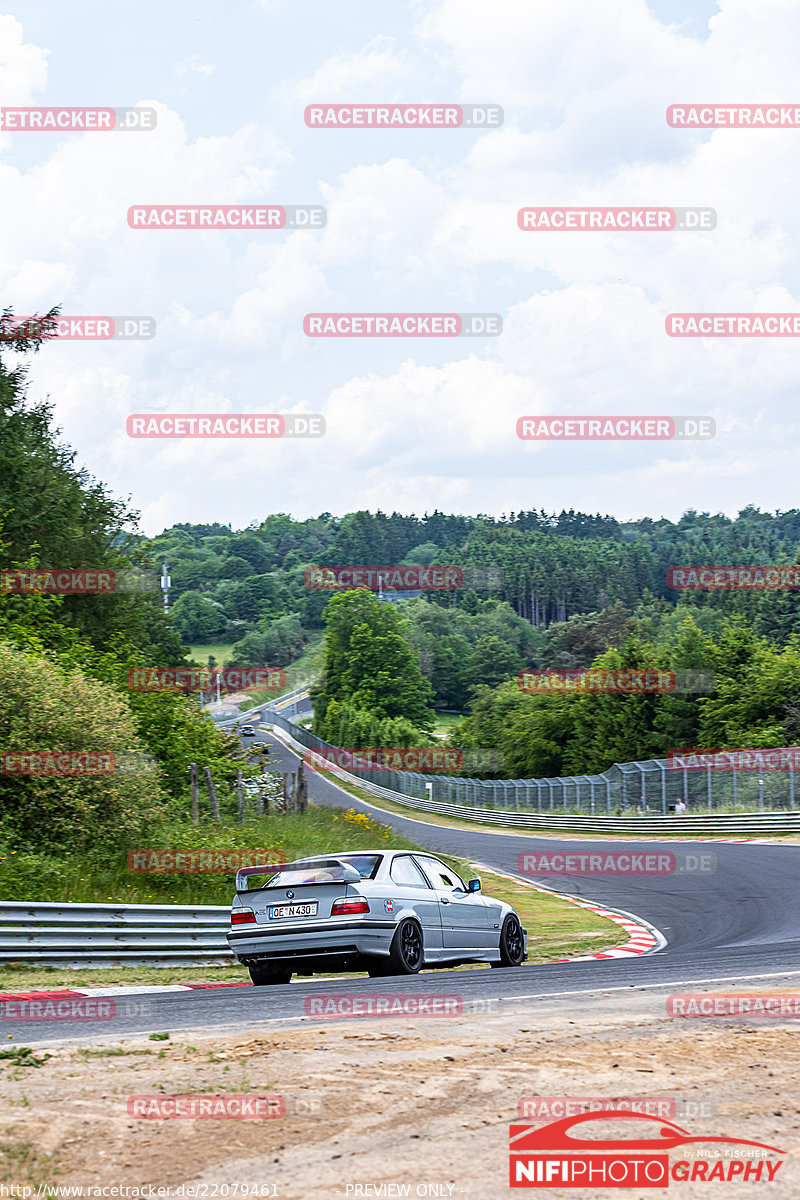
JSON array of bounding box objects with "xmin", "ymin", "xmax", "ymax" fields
[
  {"xmin": 491, "ymin": 914, "xmax": 524, "ymax": 968},
  {"xmin": 248, "ymin": 962, "xmax": 293, "ymax": 986},
  {"xmin": 387, "ymin": 919, "xmax": 423, "ymax": 975},
  {"xmin": 366, "ymin": 961, "xmax": 390, "ymax": 978}
]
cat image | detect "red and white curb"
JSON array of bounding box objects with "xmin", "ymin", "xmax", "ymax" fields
[
  {"xmin": 0, "ymin": 981, "xmax": 251, "ymax": 1003},
  {"xmin": 468, "ymin": 861, "xmax": 666, "ymax": 962}
]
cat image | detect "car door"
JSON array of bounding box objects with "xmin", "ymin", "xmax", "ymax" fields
[
  {"xmin": 413, "ymin": 855, "xmax": 490, "ymax": 952},
  {"xmin": 384, "ymin": 853, "xmax": 444, "ymax": 952}
]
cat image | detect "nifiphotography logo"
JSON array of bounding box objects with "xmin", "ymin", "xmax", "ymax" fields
[{"xmin": 508, "ymin": 1111, "xmax": 785, "ymax": 1187}]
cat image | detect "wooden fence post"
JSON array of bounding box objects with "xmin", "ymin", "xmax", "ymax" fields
[
  {"xmin": 237, "ymin": 769, "xmax": 244, "ymax": 824},
  {"xmin": 190, "ymin": 762, "xmax": 199, "ymax": 826},
  {"xmin": 204, "ymin": 766, "xmax": 220, "ymax": 823}
]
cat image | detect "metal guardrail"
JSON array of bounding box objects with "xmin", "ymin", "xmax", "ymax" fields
[
  {"xmin": 216, "ymin": 686, "xmax": 310, "ymax": 729},
  {"xmin": 270, "ymin": 726, "xmax": 800, "ymax": 836},
  {"xmin": 0, "ymin": 901, "xmax": 235, "ymax": 967},
  {"xmin": 262, "ymin": 709, "xmax": 800, "ymax": 816}
]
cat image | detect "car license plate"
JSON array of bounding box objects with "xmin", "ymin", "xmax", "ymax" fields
[{"xmin": 267, "ymin": 902, "xmax": 318, "ymax": 920}]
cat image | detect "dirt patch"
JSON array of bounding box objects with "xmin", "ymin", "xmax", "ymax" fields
[{"xmin": 1, "ymin": 991, "xmax": 798, "ymax": 1197}]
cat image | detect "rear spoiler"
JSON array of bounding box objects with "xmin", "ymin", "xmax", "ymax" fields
[
  {"xmin": 235, "ymin": 863, "xmax": 282, "ymax": 893},
  {"xmin": 235, "ymin": 856, "xmax": 360, "ymax": 894}
]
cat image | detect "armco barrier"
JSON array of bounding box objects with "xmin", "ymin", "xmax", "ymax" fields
[
  {"xmin": 260, "ymin": 707, "xmax": 800, "ymax": 816},
  {"xmin": 268, "ymin": 724, "xmax": 800, "ymax": 836},
  {"xmin": 0, "ymin": 901, "xmax": 234, "ymax": 967}
]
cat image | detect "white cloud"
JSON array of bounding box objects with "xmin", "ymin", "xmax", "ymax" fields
[
  {"xmin": 273, "ymin": 36, "xmax": 414, "ymax": 110},
  {"xmin": 4, "ymin": 0, "xmax": 800, "ymax": 531},
  {"xmin": 176, "ymin": 56, "xmax": 215, "ymax": 84}
]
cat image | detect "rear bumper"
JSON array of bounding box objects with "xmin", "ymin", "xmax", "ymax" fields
[{"xmin": 227, "ymin": 918, "xmax": 395, "ymax": 963}]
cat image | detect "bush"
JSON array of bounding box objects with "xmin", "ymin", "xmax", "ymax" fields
[{"xmin": 0, "ymin": 640, "xmax": 166, "ymax": 853}]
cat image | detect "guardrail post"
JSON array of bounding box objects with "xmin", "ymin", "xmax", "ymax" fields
[{"xmin": 790, "ymin": 760, "xmax": 795, "ymax": 811}]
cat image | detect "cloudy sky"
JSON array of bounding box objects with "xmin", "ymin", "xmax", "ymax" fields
[{"xmin": 1, "ymin": 0, "xmax": 796, "ymax": 534}]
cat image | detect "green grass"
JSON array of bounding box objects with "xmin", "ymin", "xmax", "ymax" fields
[
  {"xmin": 0, "ymin": 1138, "xmax": 59, "ymax": 1186},
  {"xmin": 0, "ymin": 963, "xmax": 251, "ymax": 988},
  {"xmin": 187, "ymin": 643, "xmax": 236, "ymax": 666},
  {"xmin": 432, "ymin": 711, "xmax": 465, "ymax": 739},
  {"xmin": 0, "ymin": 805, "xmax": 421, "ymax": 906},
  {"xmin": 240, "ymin": 631, "xmax": 324, "ymax": 708}
]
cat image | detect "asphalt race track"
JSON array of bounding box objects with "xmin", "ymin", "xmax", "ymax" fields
[{"xmin": 10, "ymin": 727, "xmax": 800, "ymax": 1046}]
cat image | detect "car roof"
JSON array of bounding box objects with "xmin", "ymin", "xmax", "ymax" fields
[{"xmin": 287, "ymin": 849, "xmax": 442, "ymax": 863}]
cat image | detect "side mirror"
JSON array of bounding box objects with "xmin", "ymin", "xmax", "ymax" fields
[{"xmin": 467, "ymin": 878, "xmax": 481, "ymax": 893}]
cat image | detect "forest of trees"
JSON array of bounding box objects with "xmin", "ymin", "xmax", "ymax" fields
[
  {"xmin": 149, "ymin": 505, "xmax": 800, "ymax": 648},
  {"xmin": 0, "ymin": 313, "xmax": 251, "ymax": 854}
]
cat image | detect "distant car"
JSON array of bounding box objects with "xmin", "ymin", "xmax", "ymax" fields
[
  {"xmin": 227, "ymin": 850, "xmax": 527, "ymax": 985},
  {"xmin": 240, "ymin": 725, "xmax": 256, "ymax": 736}
]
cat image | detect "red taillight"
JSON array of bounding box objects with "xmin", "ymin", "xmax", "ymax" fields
[
  {"xmin": 231, "ymin": 908, "xmax": 256, "ymax": 925},
  {"xmin": 331, "ymin": 897, "xmax": 370, "ymax": 916}
]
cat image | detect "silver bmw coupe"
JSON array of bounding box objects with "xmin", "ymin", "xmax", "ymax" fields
[{"xmin": 227, "ymin": 850, "xmax": 527, "ymax": 985}]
